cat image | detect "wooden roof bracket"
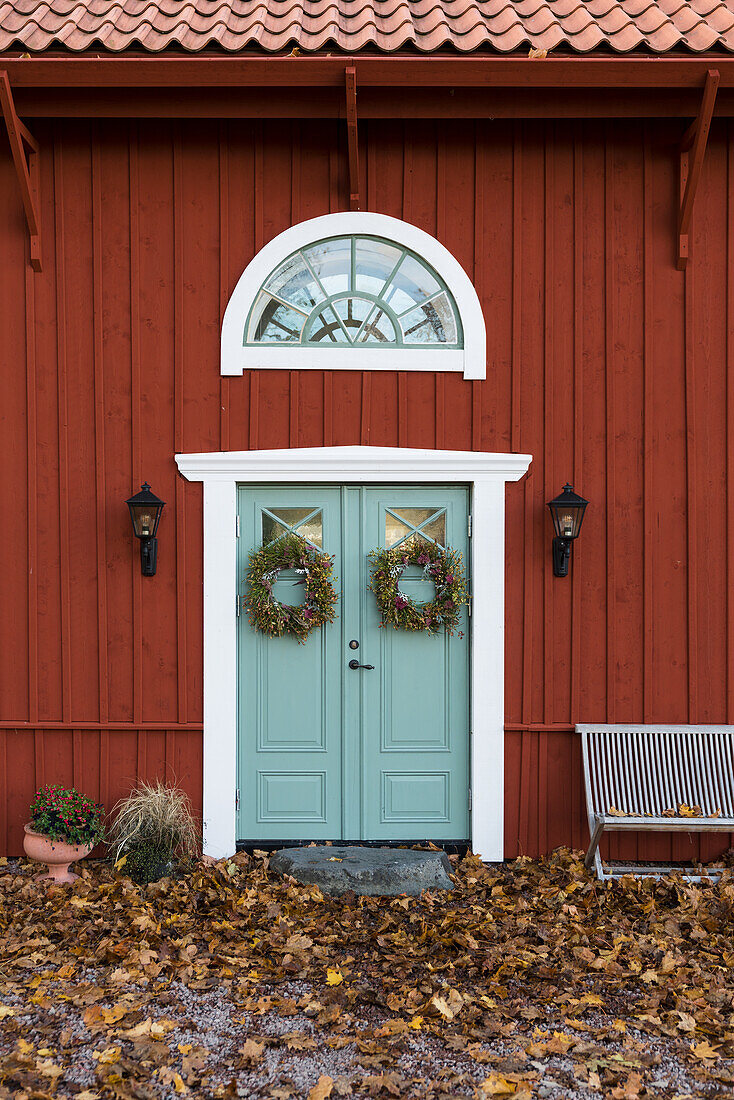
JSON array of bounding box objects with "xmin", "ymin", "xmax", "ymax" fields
[
  {"xmin": 677, "ymin": 68, "xmax": 719, "ymax": 270},
  {"xmin": 346, "ymin": 65, "xmax": 360, "ymax": 211},
  {"xmin": 0, "ymin": 70, "xmax": 41, "ymax": 272}
]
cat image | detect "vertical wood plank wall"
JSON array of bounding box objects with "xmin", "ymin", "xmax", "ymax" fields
[{"xmin": 0, "ymin": 116, "xmax": 730, "ymax": 860}]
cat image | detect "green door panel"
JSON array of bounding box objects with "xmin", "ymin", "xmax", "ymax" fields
[
  {"xmin": 237, "ymin": 485, "xmax": 470, "ymax": 842},
  {"xmin": 359, "ymin": 488, "xmax": 469, "ymax": 840},
  {"xmin": 237, "ymin": 488, "xmax": 343, "ymax": 840}
]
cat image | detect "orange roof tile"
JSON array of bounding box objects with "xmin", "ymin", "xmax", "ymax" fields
[{"xmin": 0, "ymin": 0, "xmax": 733, "ymax": 53}]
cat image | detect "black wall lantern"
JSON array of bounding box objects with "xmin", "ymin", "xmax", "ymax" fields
[
  {"xmin": 126, "ymin": 483, "xmax": 166, "ymax": 577},
  {"xmin": 547, "ymin": 484, "xmax": 588, "ymax": 578}
]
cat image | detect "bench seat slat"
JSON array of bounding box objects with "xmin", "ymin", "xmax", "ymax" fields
[{"xmin": 595, "ymin": 816, "xmax": 734, "ymax": 831}]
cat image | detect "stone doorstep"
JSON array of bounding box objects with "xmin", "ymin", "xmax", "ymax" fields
[{"xmin": 270, "ymin": 845, "xmax": 454, "ymax": 897}]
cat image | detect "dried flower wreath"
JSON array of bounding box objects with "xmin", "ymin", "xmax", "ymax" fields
[
  {"xmin": 245, "ymin": 533, "xmax": 338, "ymax": 643},
  {"xmin": 368, "ymin": 540, "xmax": 468, "ymax": 636}
]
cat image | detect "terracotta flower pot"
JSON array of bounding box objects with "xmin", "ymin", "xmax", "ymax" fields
[{"xmin": 23, "ymin": 824, "xmax": 93, "ymax": 884}]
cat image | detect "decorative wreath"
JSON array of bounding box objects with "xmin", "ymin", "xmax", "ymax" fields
[
  {"xmin": 368, "ymin": 540, "xmax": 468, "ymax": 636},
  {"xmin": 245, "ymin": 533, "xmax": 338, "ymax": 643}
]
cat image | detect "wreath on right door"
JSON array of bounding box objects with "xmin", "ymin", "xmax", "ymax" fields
[{"xmin": 368, "ymin": 541, "xmax": 468, "ymax": 636}]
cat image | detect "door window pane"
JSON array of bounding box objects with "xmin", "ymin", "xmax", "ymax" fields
[
  {"xmin": 392, "ymin": 507, "xmax": 435, "ymax": 527},
  {"xmin": 385, "ymin": 507, "xmax": 446, "ymax": 548},
  {"xmin": 262, "ymin": 515, "xmax": 289, "ymax": 543},
  {"xmin": 385, "ymin": 515, "xmax": 412, "ymax": 548},
  {"xmin": 263, "ymin": 508, "xmax": 323, "ymax": 548},
  {"xmin": 421, "ymin": 512, "xmax": 446, "ymax": 546}
]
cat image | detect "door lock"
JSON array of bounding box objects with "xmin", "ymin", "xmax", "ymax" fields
[{"xmin": 348, "ymin": 659, "xmax": 375, "ymax": 670}]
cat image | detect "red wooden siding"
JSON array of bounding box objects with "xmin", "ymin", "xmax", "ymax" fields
[{"xmin": 1, "ymin": 115, "xmax": 731, "ymax": 860}]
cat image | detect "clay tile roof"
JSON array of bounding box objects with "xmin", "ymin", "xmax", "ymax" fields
[{"xmin": 1, "ymin": 0, "xmax": 734, "ymax": 53}]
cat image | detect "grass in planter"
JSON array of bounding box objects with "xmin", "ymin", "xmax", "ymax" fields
[{"xmin": 110, "ymin": 780, "xmax": 201, "ymax": 885}]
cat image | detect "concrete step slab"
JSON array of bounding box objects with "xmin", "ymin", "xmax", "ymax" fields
[{"xmin": 270, "ymin": 845, "xmax": 454, "ymax": 897}]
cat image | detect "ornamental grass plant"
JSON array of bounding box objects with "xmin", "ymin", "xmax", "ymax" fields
[
  {"xmin": 110, "ymin": 780, "xmax": 201, "ymax": 885},
  {"xmin": 28, "ymin": 784, "xmax": 106, "ymax": 847}
]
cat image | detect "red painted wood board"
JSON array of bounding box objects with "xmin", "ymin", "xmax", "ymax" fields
[{"xmin": 0, "ymin": 115, "xmax": 732, "ymax": 860}]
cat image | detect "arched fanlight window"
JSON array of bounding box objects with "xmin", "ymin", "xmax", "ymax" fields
[
  {"xmin": 247, "ymin": 236, "xmax": 462, "ymax": 349},
  {"xmin": 221, "ymin": 213, "xmax": 486, "ymax": 379}
]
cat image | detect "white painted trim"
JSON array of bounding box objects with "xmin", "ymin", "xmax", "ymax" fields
[
  {"xmin": 221, "ymin": 213, "xmax": 487, "ymax": 381},
  {"xmin": 175, "ymin": 446, "xmax": 532, "ymax": 861},
  {"xmin": 224, "ymin": 347, "xmax": 466, "ymax": 374}
]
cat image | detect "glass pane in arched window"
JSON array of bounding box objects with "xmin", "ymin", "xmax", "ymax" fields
[
  {"xmin": 251, "ymin": 294, "xmax": 306, "ymax": 343},
  {"xmin": 399, "ymin": 293, "xmax": 457, "ymax": 345},
  {"xmin": 305, "ymin": 239, "xmax": 351, "ymax": 295},
  {"xmin": 245, "ymin": 235, "xmax": 462, "ymax": 350},
  {"xmin": 264, "ymin": 254, "xmax": 324, "ymax": 312},
  {"xmin": 357, "ymin": 306, "xmax": 397, "ymax": 344},
  {"xmin": 355, "ymin": 239, "xmax": 402, "ymax": 295},
  {"xmin": 386, "ymin": 254, "xmax": 442, "ymax": 314},
  {"xmin": 308, "ymin": 309, "xmax": 351, "ymax": 343}
]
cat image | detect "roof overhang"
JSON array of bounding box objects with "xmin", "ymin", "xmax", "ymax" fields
[
  {"xmin": 5, "ymin": 55, "xmax": 734, "ymax": 88},
  {"xmin": 4, "ymin": 56, "xmax": 734, "ymax": 118}
]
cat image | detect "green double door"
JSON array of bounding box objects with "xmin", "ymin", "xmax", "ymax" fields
[{"xmin": 237, "ymin": 485, "xmax": 470, "ymax": 842}]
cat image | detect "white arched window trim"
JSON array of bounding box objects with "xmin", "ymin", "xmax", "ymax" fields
[{"xmin": 221, "ymin": 212, "xmax": 486, "ymax": 381}]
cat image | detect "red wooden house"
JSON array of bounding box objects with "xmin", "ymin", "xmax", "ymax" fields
[{"xmin": 1, "ymin": 0, "xmax": 733, "ymax": 863}]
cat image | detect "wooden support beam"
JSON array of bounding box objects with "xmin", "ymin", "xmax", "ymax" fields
[
  {"xmin": 678, "ymin": 68, "xmax": 719, "ymax": 270},
  {"xmin": 6, "ymin": 56, "xmax": 734, "ymax": 92},
  {"xmin": 17, "ymin": 117, "xmax": 39, "ymax": 155},
  {"xmin": 346, "ymin": 65, "xmax": 360, "ymax": 211},
  {"xmin": 0, "ymin": 71, "xmax": 41, "ymax": 271}
]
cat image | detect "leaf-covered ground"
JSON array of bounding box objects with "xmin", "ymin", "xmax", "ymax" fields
[{"xmin": 1, "ymin": 849, "xmax": 734, "ymax": 1099}]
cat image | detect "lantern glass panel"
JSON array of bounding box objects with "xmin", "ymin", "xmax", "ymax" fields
[
  {"xmin": 555, "ymin": 508, "xmax": 579, "ymax": 539},
  {"xmin": 130, "ymin": 505, "xmax": 158, "ymax": 539},
  {"xmin": 126, "ymin": 484, "xmax": 165, "ymax": 540},
  {"xmin": 548, "ymin": 486, "xmax": 588, "ymax": 541}
]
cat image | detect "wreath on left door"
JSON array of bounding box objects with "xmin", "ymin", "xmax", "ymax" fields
[{"xmin": 244, "ymin": 533, "xmax": 338, "ymax": 643}]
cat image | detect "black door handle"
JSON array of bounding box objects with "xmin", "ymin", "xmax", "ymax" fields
[{"xmin": 349, "ymin": 659, "xmax": 375, "ymax": 670}]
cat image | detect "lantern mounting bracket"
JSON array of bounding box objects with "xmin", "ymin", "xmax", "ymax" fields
[
  {"xmin": 677, "ymin": 68, "xmax": 719, "ymax": 271},
  {"xmin": 345, "ymin": 65, "xmax": 360, "ymax": 211},
  {"xmin": 0, "ymin": 70, "xmax": 41, "ymax": 272}
]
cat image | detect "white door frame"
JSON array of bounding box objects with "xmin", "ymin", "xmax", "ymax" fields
[{"xmin": 175, "ymin": 446, "xmax": 532, "ymax": 860}]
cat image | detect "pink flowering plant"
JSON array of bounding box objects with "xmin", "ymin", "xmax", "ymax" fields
[
  {"xmin": 29, "ymin": 784, "xmax": 106, "ymax": 846},
  {"xmin": 368, "ymin": 539, "xmax": 468, "ymax": 636}
]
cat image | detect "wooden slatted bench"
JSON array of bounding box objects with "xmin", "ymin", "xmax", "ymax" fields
[{"xmin": 579, "ymin": 724, "xmax": 734, "ymax": 880}]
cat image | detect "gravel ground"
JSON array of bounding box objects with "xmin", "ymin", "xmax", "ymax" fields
[
  {"xmin": 1, "ymin": 966, "xmax": 732, "ymax": 1098},
  {"xmin": 2, "ymin": 853, "xmax": 734, "ymax": 1099}
]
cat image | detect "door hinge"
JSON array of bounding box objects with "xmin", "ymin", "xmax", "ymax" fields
[
  {"xmin": 467, "ymin": 514, "xmax": 472, "ymax": 538},
  {"xmin": 467, "ymin": 594, "xmax": 472, "ymax": 617},
  {"xmin": 236, "ymin": 516, "xmax": 240, "ymax": 537},
  {"xmin": 468, "ymin": 788, "xmax": 472, "ymax": 811},
  {"xmin": 236, "ymin": 594, "xmax": 240, "ymax": 617},
  {"xmin": 235, "ymin": 788, "xmax": 240, "ymax": 811}
]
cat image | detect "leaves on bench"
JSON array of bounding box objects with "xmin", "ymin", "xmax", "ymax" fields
[{"xmin": 607, "ymin": 804, "xmax": 722, "ymax": 819}]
